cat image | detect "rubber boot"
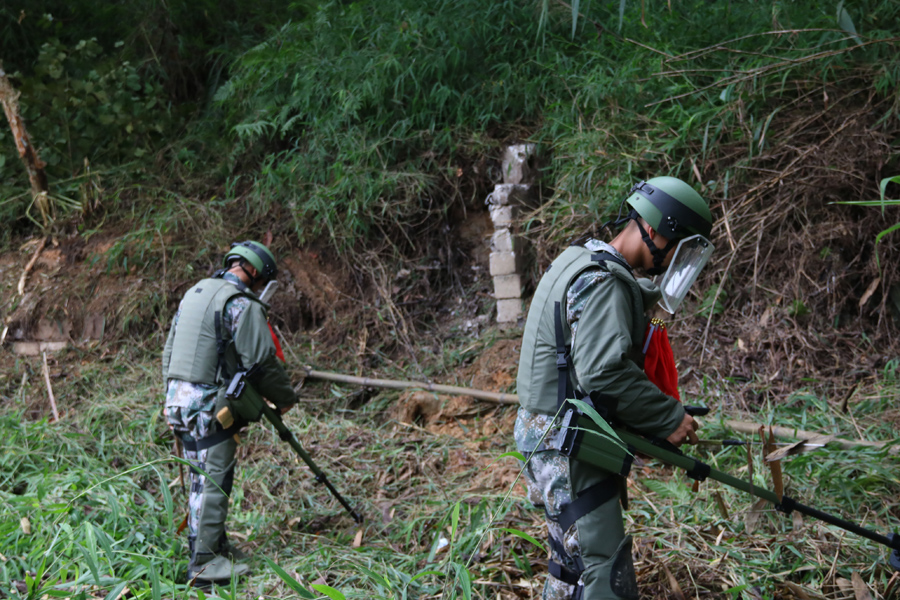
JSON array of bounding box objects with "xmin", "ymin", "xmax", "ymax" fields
[
  {"xmin": 219, "ymin": 531, "xmax": 250, "ymax": 562},
  {"xmin": 188, "ymin": 554, "xmax": 251, "ymax": 585},
  {"xmin": 580, "ymin": 536, "xmax": 638, "ymax": 600}
]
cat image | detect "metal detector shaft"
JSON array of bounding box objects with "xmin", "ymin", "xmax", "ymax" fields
[
  {"xmin": 259, "ymin": 402, "xmax": 364, "ymax": 524},
  {"xmin": 615, "ymin": 428, "xmax": 900, "ymax": 557}
]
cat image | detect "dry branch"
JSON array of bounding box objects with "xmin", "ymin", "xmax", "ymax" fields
[
  {"xmin": 725, "ymin": 420, "xmax": 891, "ymax": 452},
  {"xmin": 41, "ymin": 351, "xmax": 60, "ymax": 422},
  {"xmin": 0, "ymin": 61, "xmax": 50, "ymax": 226},
  {"xmin": 16, "ymin": 236, "xmax": 46, "ymax": 296},
  {"xmin": 301, "ymin": 367, "xmax": 518, "ymax": 404}
]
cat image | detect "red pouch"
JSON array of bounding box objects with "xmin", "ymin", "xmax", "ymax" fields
[
  {"xmin": 643, "ymin": 318, "xmax": 679, "ymax": 400},
  {"xmin": 268, "ymin": 322, "xmax": 286, "ymax": 362}
]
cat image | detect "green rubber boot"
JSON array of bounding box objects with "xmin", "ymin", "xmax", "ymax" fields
[
  {"xmin": 220, "ymin": 534, "xmax": 249, "ymax": 562},
  {"xmin": 188, "ymin": 554, "xmax": 251, "ymax": 585}
]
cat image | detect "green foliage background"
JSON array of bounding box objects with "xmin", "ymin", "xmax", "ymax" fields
[{"xmin": 2, "ymin": 0, "xmax": 897, "ymax": 247}]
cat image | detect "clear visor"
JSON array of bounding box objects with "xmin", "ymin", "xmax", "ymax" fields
[{"xmin": 656, "ymin": 235, "xmax": 715, "ymax": 313}]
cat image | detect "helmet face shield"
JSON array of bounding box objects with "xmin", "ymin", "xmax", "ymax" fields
[{"xmin": 656, "ymin": 235, "xmax": 715, "ymax": 313}]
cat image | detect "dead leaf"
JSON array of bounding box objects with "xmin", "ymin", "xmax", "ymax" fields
[
  {"xmin": 311, "ymin": 577, "xmax": 327, "ymax": 586},
  {"xmin": 859, "ymin": 277, "xmax": 881, "ymax": 309},
  {"xmin": 20, "ymin": 517, "xmax": 30, "ymax": 535},
  {"xmin": 287, "ymin": 516, "xmax": 304, "ymax": 528},
  {"xmin": 765, "ymin": 435, "xmax": 834, "ymax": 462},
  {"xmin": 713, "ymin": 491, "xmax": 730, "ymax": 519},
  {"xmin": 762, "ymin": 426, "xmax": 784, "ymax": 499},
  {"xmin": 782, "ymin": 581, "xmax": 813, "ymax": 599},
  {"xmin": 851, "ymin": 572, "xmax": 873, "ymax": 600},
  {"xmin": 660, "ymin": 563, "xmax": 687, "ymax": 600},
  {"xmin": 791, "ymin": 510, "xmax": 804, "ymax": 532},
  {"xmin": 352, "ymin": 529, "xmax": 364, "ymax": 548},
  {"xmin": 744, "ymin": 498, "xmax": 768, "ymax": 533},
  {"xmin": 760, "ymin": 306, "xmax": 773, "ymax": 328}
]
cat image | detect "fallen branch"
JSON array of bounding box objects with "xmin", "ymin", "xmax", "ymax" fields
[
  {"xmin": 725, "ymin": 420, "xmax": 893, "ymax": 452},
  {"xmin": 301, "ymin": 366, "xmax": 518, "ymax": 405},
  {"xmin": 17, "ymin": 236, "xmax": 46, "ymax": 295},
  {"xmin": 301, "ymin": 367, "xmax": 896, "ymax": 452},
  {"xmin": 0, "ymin": 61, "xmax": 50, "ymax": 226}
]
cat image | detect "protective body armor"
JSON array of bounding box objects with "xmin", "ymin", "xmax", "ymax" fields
[
  {"xmin": 517, "ymin": 246, "xmax": 649, "ymax": 416},
  {"xmin": 166, "ymin": 277, "xmax": 262, "ymax": 384}
]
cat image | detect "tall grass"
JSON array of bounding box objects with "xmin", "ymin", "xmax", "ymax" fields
[{"xmin": 2, "ymin": 332, "xmax": 898, "ymax": 598}]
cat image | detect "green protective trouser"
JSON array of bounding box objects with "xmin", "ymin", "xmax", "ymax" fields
[
  {"xmin": 185, "ymin": 432, "xmax": 237, "ymax": 565},
  {"xmin": 569, "ymin": 457, "xmax": 637, "ymax": 600},
  {"xmin": 515, "ymin": 409, "xmax": 638, "ymax": 600}
]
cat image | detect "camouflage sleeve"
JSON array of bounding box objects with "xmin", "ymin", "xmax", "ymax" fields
[
  {"xmin": 161, "ymin": 308, "xmax": 180, "ymax": 383},
  {"xmin": 568, "ymin": 275, "xmax": 684, "ymax": 439},
  {"xmin": 230, "ymin": 300, "xmax": 298, "ymax": 409}
]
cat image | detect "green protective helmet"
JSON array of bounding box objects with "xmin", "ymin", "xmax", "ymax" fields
[
  {"xmin": 223, "ymin": 240, "xmax": 277, "ymax": 282},
  {"xmin": 625, "ymin": 176, "xmax": 712, "ymax": 240}
]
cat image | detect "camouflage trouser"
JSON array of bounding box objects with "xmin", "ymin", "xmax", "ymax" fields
[
  {"xmin": 168, "ymin": 404, "xmax": 237, "ymax": 566},
  {"xmin": 515, "ymin": 407, "xmax": 638, "ymax": 600}
]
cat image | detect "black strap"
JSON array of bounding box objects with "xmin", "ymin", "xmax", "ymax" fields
[
  {"xmin": 548, "ymin": 559, "xmax": 581, "ymax": 586},
  {"xmin": 554, "ymin": 301, "xmax": 574, "ymax": 410},
  {"xmin": 214, "ymin": 310, "xmax": 228, "ymax": 380},
  {"xmin": 177, "ymin": 424, "xmax": 241, "ymax": 452},
  {"xmin": 555, "ymin": 477, "xmax": 619, "ymax": 534},
  {"xmin": 591, "ymin": 251, "xmax": 634, "ymax": 275}
]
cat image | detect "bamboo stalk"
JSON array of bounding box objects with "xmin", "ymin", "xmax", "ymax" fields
[
  {"xmin": 724, "ymin": 420, "xmax": 891, "ymax": 452},
  {"xmin": 301, "ymin": 366, "xmax": 518, "ymax": 405},
  {"xmin": 300, "ymin": 367, "xmax": 895, "ymax": 451}
]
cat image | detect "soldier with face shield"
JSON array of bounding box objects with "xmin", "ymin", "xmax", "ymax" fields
[{"xmin": 515, "ymin": 176, "xmax": 715, "ymax": 599}]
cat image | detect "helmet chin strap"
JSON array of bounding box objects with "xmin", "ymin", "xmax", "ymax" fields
[
  {"xmin": 239, "ymin": 264, "xmax": 260, "ymax": 287},
  {"xmin": 634, "ymin": 215, "xmax": 677, "ymax": 275}
]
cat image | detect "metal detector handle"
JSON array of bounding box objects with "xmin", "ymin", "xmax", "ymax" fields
[
  {"xmin": 259, "ymin": 402, "xmax": 364, "ymax": 524},
  {"xmin": 618, "ymin": 426, "xmax": 900, "ymax": 567},
  {"xmin": 684, "ymin": 405, "xmax": 710, "ymax": 417}
]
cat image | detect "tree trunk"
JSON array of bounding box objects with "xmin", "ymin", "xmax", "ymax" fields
[{"xmin": 0, "ymin": 60, "xmax": 50, "ymax": 226}]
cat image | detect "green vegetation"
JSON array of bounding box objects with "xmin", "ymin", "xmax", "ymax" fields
[{"xmin": 1, "ymin": 341, "xmax": 898, "ymax": 597}]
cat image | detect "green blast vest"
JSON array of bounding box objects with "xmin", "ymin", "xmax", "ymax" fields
[
  {"xmin": 165, "ymin": 277, "xmax": 262, "ymax": 385},
  {"xmin": 516, "ymin": 246, "xmax": 651, "ymax": 415}
]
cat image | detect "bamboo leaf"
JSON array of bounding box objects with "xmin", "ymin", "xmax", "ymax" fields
[
  {"xmin": 354, "ymin": 565, "xmax": 393, "ymax": 590},
  {"xmin": 452, "ymin": 563, "xmax": 472, "ymax": 600},
  {"xmin": 263, "ymin": 557, "xmax": 315, "ymax": 598},
  {"xmin": 566, "ymin": 398, "xmax": 628, "ymax": 451},
  {"xmin": 496, "ymin": 451, "xmax": 526, "ymax": 462},
  {"xmin": 498, "ymin": 527, "xmax": 547, "ymax": 553},
  {"xmin": 836, "ymin": 1, "xmax": 862, "ymax": 45},
  {"xmin": 571, "ymin": 0, "xmax": 581, "ymax": 39},
  {"xmin": 311, "ymin": 584, "xmax": 346, "ymax": 600},
  {"xmin": 102, "ymin": 582, "xmax": 128, "ymax": 600}
]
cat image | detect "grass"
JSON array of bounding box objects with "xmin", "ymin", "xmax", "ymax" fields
[{"xmin": 1, "ymin": 332, "xmax": 898, "ymax": 599}]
